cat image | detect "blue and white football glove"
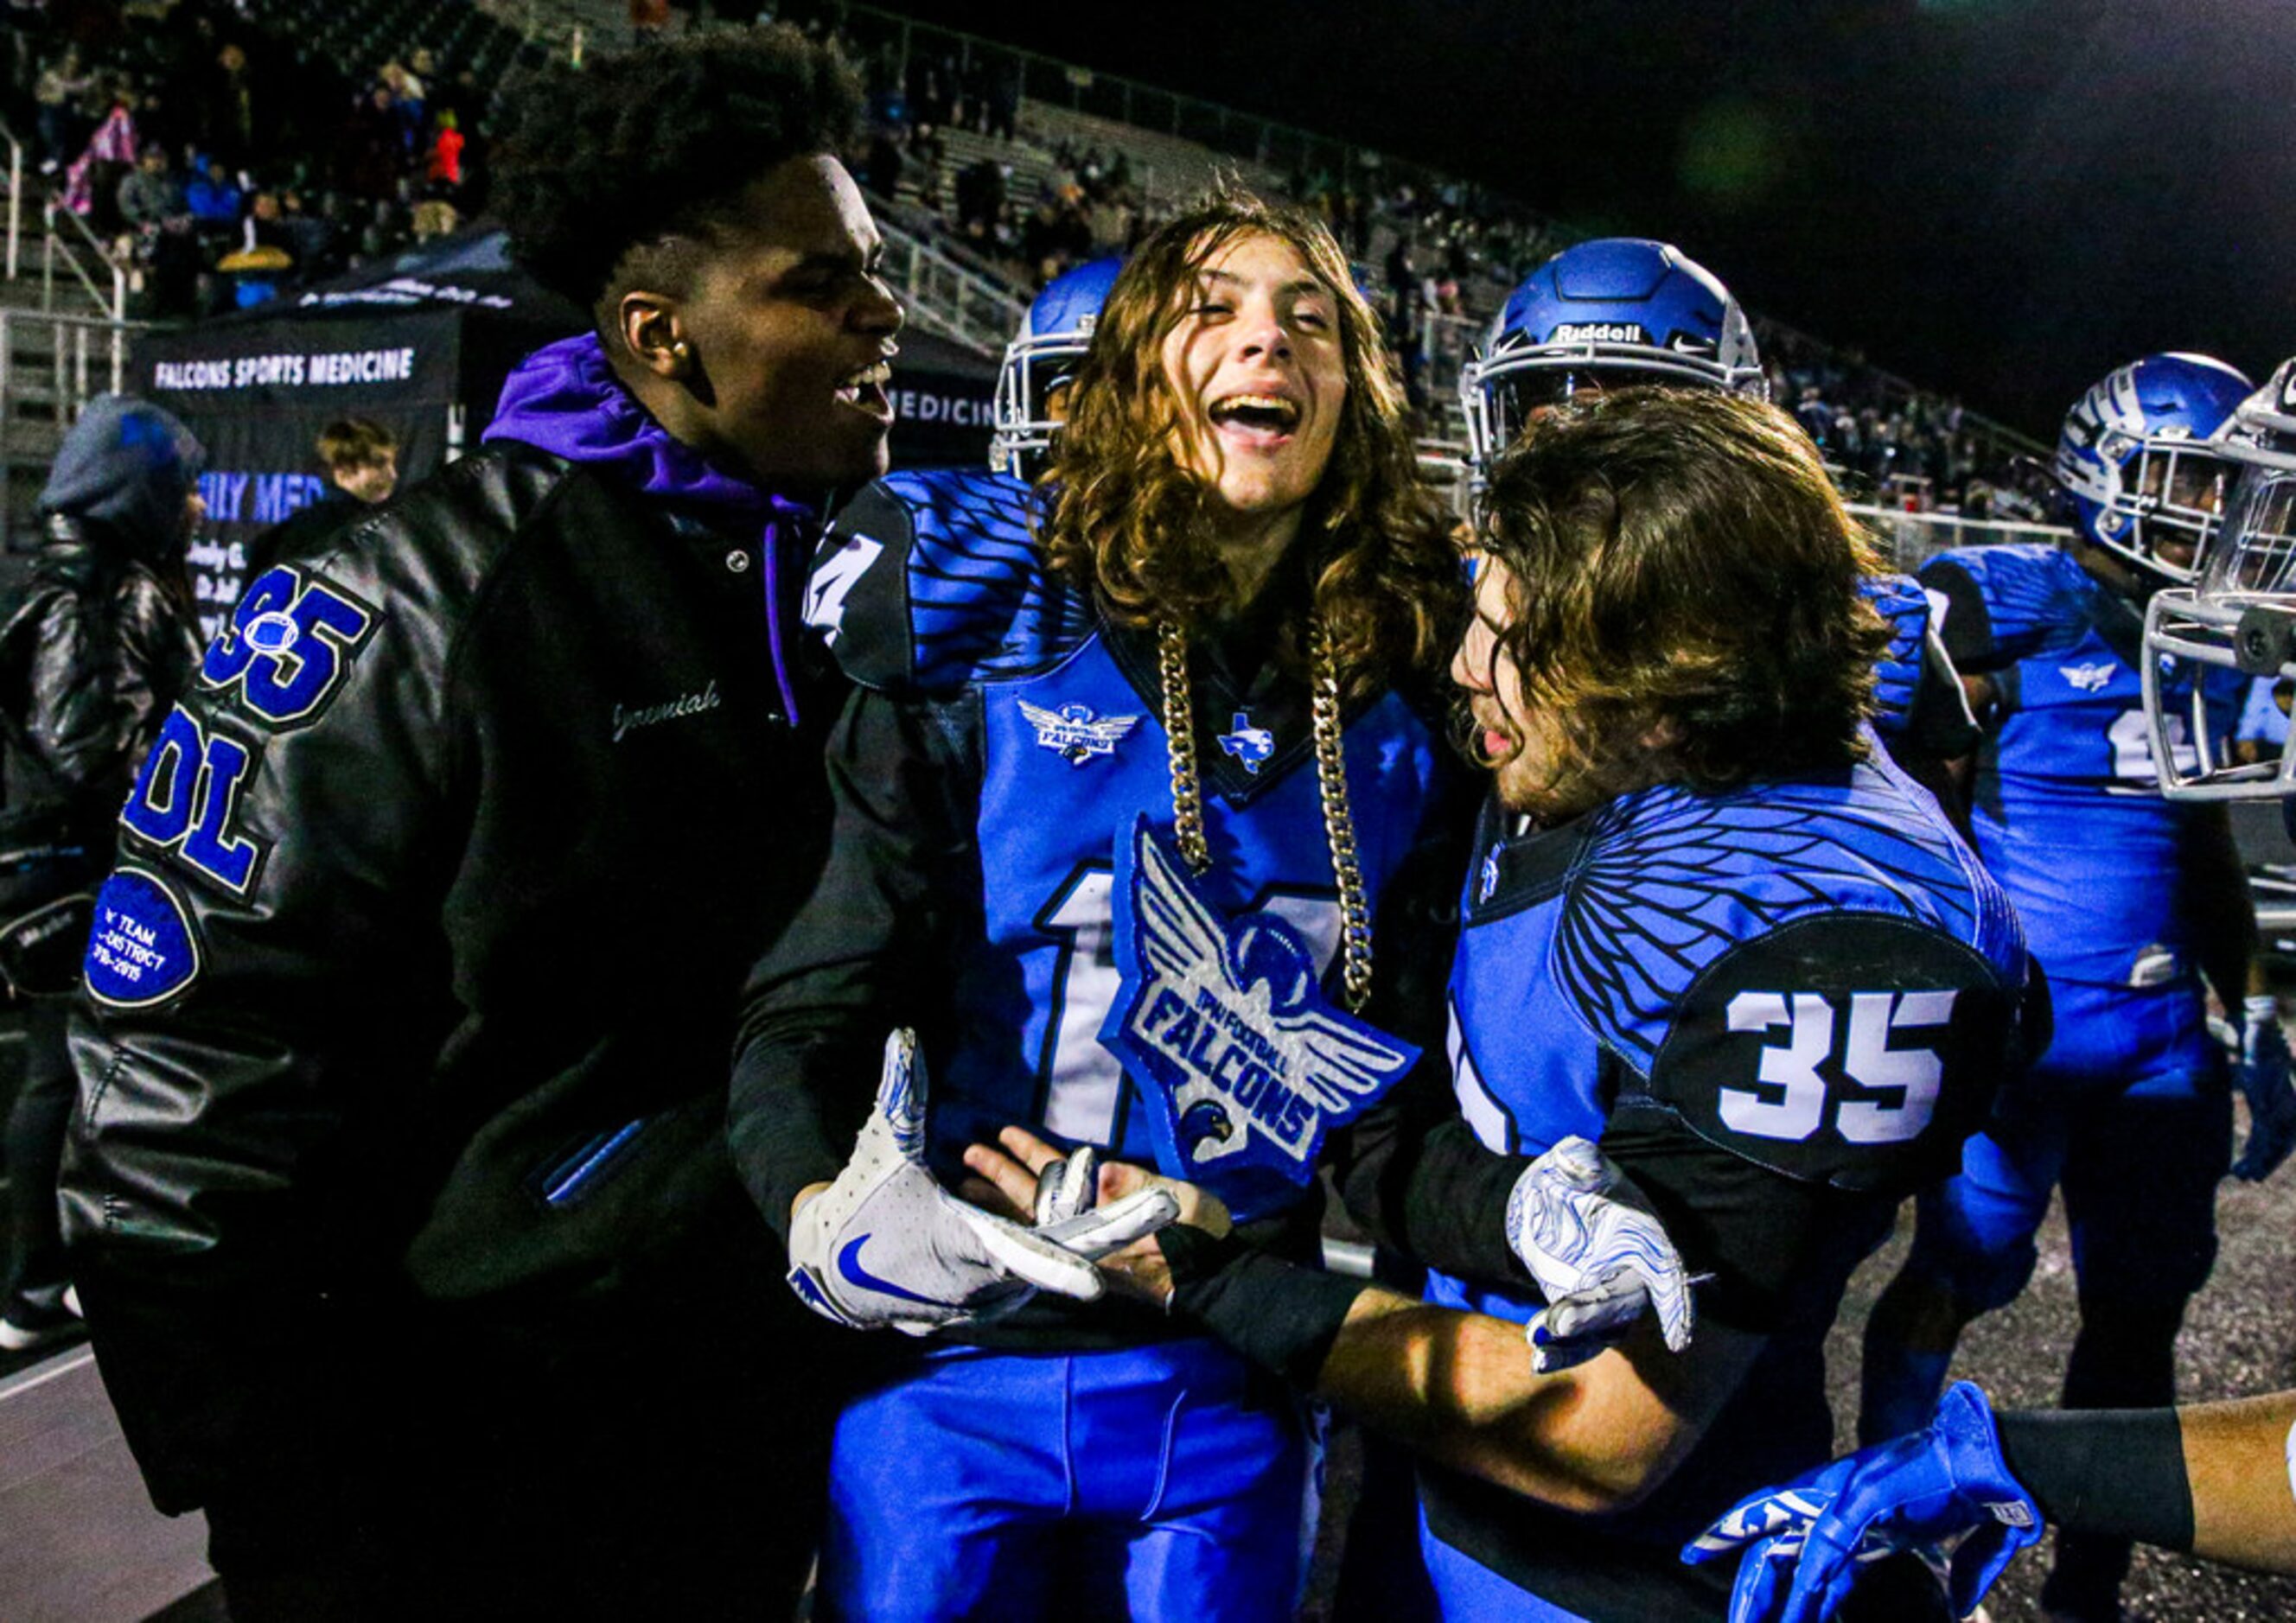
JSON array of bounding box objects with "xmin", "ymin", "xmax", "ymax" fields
[
  {"xmin": 2235, "ymin": 993, "xmax": 2296, "ymax": 1182},
  {"xmin": 787, "ymin": 1029, "xmax": 1179, "ymax": 1334},
  {"xmin": 1681, "ymin": 1381, "xmax": 2044, "ymax": 1623},
  {"xmin": 1507, "ymin": 1136, "xmax": 1694, "ymax": 1373}
]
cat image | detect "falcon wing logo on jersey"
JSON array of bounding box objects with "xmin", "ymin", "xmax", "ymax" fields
[
  {"xmin": 2061, "ymin": 660, "xmax": 2117, "ymax": 692},
  {"xmin": 1017, "ymin": 698, "xmax": 1142, "ymax": 765},
  {"xmin": 1103, "ymin": 816, "xmax": 1419, "ymax": 1220}
]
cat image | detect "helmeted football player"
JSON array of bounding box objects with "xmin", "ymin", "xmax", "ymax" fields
[
  {"xmin": 2145, "ymin": 357, "xmax": 2296, "ymax": 804},
  {"xmin": 1457, "ymin": 236, "xmax": 1767, "ymax": 476},
  {"xmin": 1461, "ymin": 237, "xmax": 1976, "ymax": 804},
  {"xmin": 989, "ymin": 256, "xmax": 1124, "ymax": 483},
  {"xmin": 1858, "ymin": 350, "xmax": 2294, "ymax": 1623}
]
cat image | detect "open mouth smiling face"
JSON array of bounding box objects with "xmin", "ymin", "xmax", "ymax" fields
[{"xmin": 1161, "ymin": 230, "xmax": 1347, "ymax": 525}]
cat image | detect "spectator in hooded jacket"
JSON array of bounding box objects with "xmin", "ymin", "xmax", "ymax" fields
[{"xmin": 0, "ymin": 396, "xmax": 203, "ymax": 1353}]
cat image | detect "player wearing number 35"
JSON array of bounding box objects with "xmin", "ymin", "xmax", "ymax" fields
[
  {"xmin": 1088, "ymin": 387, "xmax": 2048, "ymax": 1622},
  {"xmin": 723, "ymin": 188, "xmax": 1596, "ymax": 1620}
]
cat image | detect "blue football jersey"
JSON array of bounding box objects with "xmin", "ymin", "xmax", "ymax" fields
[
  {"xmin": 1863, "ymin": 572, "xmax": 1930, "ymax": 740},
  {"xmin": 1417, "ymin": 751, "xmax": 2031, "ymax": 1614},
  {"xmin": 810, "ymin": 468, "xmax": 1446, "ymax": 1212},
  {"xmin": 1922, "ymin": 543, "xmax": 2244, "ymax": 986}
]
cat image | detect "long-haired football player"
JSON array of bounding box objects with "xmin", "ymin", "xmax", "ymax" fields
[{"xmin": 729, "ymin": 189, "xmax": 1583, "ymax": 1620}]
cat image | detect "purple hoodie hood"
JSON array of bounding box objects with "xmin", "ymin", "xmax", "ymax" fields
[{"xmin": 484, "ymin": 332, "xmax": 813, "ymax": 722}]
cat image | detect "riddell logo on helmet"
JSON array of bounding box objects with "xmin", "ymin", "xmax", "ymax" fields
[{"xmin": 1551, "ymin": 322, "xmax": 1650, "ymax": 345}]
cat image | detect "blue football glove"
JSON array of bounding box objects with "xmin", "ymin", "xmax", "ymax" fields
[
  {"xmin": 1681, "ymin": 1382, "xmax": 2044, "ymax": 1623},
  {"xmin": 1507, "ymin": 1136, "xmax": 1694, "ymax": 1373},
  {"xmin": 2235, "ymin": 993, "xmax": 2296, "ymax": 1182},
  {"xmin": 787, "ymin": 1030, "xmax": 1179, "ymax": 1334}
]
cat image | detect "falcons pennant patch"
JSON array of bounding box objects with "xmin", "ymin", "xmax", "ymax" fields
[{"xmin": 1102, "ymin": 816, "xmax": 1419, "ymax": 1221}]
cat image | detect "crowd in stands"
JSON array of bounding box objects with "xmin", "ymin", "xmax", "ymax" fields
[
  {"xmin": 3, "ymin": 0, "xmax": 521, "ymax": 319},
  {"xmin": 3, "ymin": 0, "xmax": 2045, "ymax": 510},
  {"xmin": 794, "ymin": 6, "xmax": 2042, "ymax": 508}
]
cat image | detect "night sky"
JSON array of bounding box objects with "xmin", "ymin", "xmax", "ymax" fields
[{"xmin": 890, "ymin": 0, "xmax": 2296, "ymax": 439}]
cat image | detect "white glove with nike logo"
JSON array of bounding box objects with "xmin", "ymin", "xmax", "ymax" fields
[{"xmin": 787, "ymin": 1029, "xmax": 1179, "ymax": 1334}]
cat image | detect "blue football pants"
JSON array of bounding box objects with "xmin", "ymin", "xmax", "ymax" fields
[
  {"xmin": 819, "ymin": 1337, "xmax": 1317, "ymax": 1622},
  {"xmin": 1866, "ymin": 977, "xmax": 2230, "ymax": 1446}
]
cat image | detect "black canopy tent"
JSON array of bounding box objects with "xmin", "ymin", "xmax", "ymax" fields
[{"xmin": 132, "ymin": 227, "xmax": 1004, "ymax": 639}]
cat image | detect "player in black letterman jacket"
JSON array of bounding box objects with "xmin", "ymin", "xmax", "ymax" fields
[{"xmin": 57, "ymin": 31, "xmax": 901, "ymax": 1623}]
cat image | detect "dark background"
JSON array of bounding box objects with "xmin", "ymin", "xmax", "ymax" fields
[{"xmin": 902, "ymin": 0, "xmax": 2296, "ymax": 438}]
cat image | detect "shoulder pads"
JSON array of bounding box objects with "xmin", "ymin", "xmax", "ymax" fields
[
  {"xmin": 1552, "ymin": 770, "xmax": 2012, "ymax": 1082},
  {"xmin": 1919, "ymin": 544, "xmax": 2081, "ymax": 671},
  {"xmin": 805, "ymin": 468, "xmax": 1094, "ymax": 696},
  {"xmin": 1640, "ymin": 913, "xmax": 2023, "ymax": 1193}
]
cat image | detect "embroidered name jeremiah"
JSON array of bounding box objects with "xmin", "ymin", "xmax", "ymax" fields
[{"xmin": 612, "ymin": 680, "xmax": 721, "ymax": 742}]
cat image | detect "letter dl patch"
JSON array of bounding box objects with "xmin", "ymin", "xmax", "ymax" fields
[{"xmin": 1102, "ymin": 816, "xmax": 1417, "ymax": 1222}]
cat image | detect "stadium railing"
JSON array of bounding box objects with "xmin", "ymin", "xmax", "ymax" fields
[
  {"xmin": 0, "ymin": 122, "xmax": 126, "ymax": 324},
  {"xmin": 1842, "ymin": 504, "xmax": 2073, "ymax": 570},
  {"xmin": 874, "ymin": 213, "xmax": 1029, "ymax": 356}
]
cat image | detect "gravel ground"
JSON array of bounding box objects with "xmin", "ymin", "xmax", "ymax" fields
[{"xmin": 1823, "ymin": 1128, "xmax": 2296, "ymax": 1623}]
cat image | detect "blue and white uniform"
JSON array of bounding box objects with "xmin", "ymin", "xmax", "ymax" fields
[
  {"xmin": 733, "ymin": 466, "xmax": 1483, "ymax": 1621},
  {"xmin": 1869, "ymin": 542, "xmax": 2245, "ymax": 1401},
  {"xmin": 1419, "ymin": 752, "xmax": 2031, "ymax": 1621}
]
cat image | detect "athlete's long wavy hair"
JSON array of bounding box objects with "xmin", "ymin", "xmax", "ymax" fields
[
  {"xmin": 1039, "ymin": 189, "xmax": 1460, "ymax": 699},
  {"xmin": 1468, "ymin": 388, "xmax": 1891, "ymax": 812}
]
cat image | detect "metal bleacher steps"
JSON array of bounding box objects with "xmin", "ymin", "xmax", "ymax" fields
[{"xmin": 1018, "ymin": 99, "xmax": 1287, "ymax": 211}]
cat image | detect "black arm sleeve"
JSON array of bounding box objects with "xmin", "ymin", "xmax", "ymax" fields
[
  {"xmin": 1162, "ymin": 1224, "xmax": 1369, "ymax": 1387},
  {"xmin": 1996, "ymin": 1406, "xmax": 2196, "ymax": 1551},
  {"xmin": 1596, "ymin": 1106, "xmax": 1845, "ymax": 1333},
  {"xmin": 727, "ymin": 683, "xmax": 979, "ymax": 1237},
  {"xmin": 1326, "ymin": 765, "xmax": 1536, "ymax": 1289}
]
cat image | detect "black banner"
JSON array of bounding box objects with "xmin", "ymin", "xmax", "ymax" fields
[
  {"xmin": 138, "ymin": 311, "xmax": 461, "ymax": 638},
  {"xmin": 886, "ymin": 329, "xmax": 999, "ymax": 472}
]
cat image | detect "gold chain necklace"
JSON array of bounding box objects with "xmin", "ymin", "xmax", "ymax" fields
[{"xmin": 1156, "ymin": 619, "xmax": 1374, "ymax": 1012}]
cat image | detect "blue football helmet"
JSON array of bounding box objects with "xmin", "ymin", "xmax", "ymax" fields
[
  {"xmin": 1460, "ymin": 238, "xmax": 1766, "ymax": 473},
  {"xmin": 990, "ymin": 257, "xmax": 1123, "ymax": 482},
  {"xmin": 2143, "ymin": 355, "xmax": 2296, "ymax": 799},
  {"xmin": 2053, "ymin": 352, "xmax": 2253, "ymax": 583}
]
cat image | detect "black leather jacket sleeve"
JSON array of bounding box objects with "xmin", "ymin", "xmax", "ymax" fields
[
  {"xmin": 729, "ymin": 682, "xmax": 980, "ymax": 1238},
  {"xmin": 60, "ymin": 481, "xmax": 469, "ymax": 1522},
  {"xmin": 0, "ymin": 527, "xmax": 200, "ymax": 824}
]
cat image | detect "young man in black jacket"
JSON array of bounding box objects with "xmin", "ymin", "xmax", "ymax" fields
[{"xmin": 60, "ymin": 31, "xmax": 901, "ymax": 1620}]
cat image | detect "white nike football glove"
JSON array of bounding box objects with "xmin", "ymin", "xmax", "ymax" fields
[
  {"xmin": 1507, "ymin": 1135, "xmax": 1696, "ymax": 1373},
  {"xmin": 787, "ymin": 1030, "xmax": 1178, "ymax": 1335}
]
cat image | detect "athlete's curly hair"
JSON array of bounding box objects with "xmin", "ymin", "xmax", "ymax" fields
[
  {"xmin": 1469, "ymin": 388, "xmax": 1891, "ymax": 811},
  {"xmin": 492, "ymin": 29, "xmax": 863, "ymax": 321},
  {"xmin": 1039, "ymin": 188, "xmax": 1461, "ymax": 700}
]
